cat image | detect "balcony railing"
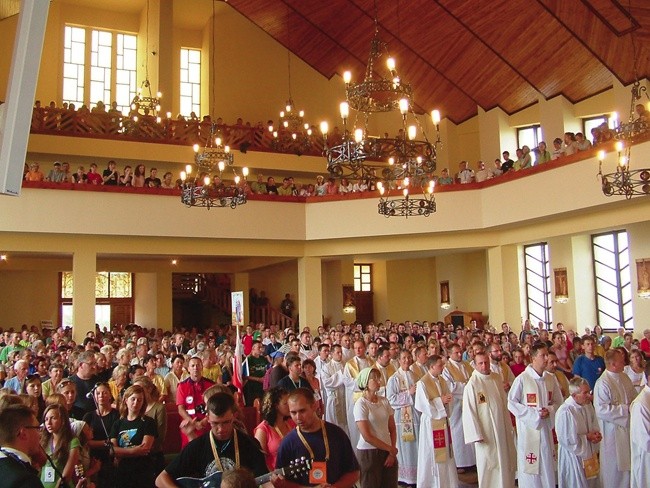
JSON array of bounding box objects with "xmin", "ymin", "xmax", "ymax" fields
[{"xmin": 30, "ymin": 107, "xmax": 325, "ymax": 156}]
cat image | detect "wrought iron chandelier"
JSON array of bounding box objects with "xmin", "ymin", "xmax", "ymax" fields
[
  {"xmin": 320, "ymin": 14, "xmax": 442, "ymax": 217},
  {"xmin": 180, "ymin": 0, "xmax": 248, "ymax": 210},
  {"xmin": 180, "ymin": 124, "xmax": 249, "ymax": 209},
  {"xmin": 130, "ymin": 0, "xmax": 162, "ymax": 119},
  {"xmin": 268, "ymin": 12, "xmax": 313, "ymax": 155},
  {"xmin": 597, "ymin": 0, "xmax": 650, "ymax": 198}
]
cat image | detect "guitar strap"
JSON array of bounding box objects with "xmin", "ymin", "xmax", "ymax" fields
[
  {"xmin": 209, "ymin": 430, "xmax": 240, "ymax": 472},
  {"xmin": 296, "ymin": 420, "xmax": 330, "ymax": 461}
]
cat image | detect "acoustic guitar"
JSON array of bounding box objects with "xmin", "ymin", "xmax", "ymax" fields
[{"xmin": 176, "ymin": 456, "xmax": 311, "ymax": 488}]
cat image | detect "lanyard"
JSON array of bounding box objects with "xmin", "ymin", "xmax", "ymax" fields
[
  {"xmin": 296, "ymin": 420, "xmax": 329, "ymax": 461},
  {"xmin": 209, "ymin": 430, "xmax": 239, "ymax": 471}
]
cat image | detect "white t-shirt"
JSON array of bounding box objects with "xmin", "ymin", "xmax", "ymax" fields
[{"xmin": 353, "ymin": 395, "xmax": 394, "ymax": 450}]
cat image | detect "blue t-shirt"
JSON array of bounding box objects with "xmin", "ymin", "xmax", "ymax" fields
[
  {"xmin": 276, "ymin": 422, "xmax": 358, "ymax": 486},
  {"xmin": 572, "ymin": 354, "xmax": 605, "ymax": 389}
]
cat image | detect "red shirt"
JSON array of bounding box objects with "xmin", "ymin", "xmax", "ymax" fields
[
  {"xmin": 510, "ymin": 362, "xmax": 526, "ymax": 377},
  {"xmin": 176, "ymin": 376, "xmax": 215, "ymax": 447},
  {"xmin": 640, "ymin": 337, "xmax": 650, "ymax": 356}
]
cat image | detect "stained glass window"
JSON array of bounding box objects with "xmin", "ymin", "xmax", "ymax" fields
[{"xmin": 61, "ymin": 272, "xmax": 132, "ymax": 298}]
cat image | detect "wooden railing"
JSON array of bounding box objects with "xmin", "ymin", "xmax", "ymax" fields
[
  {"xmin": 250, "ymin": 304, "xmax": 295, "ymax": 331},
  {"xmin": 30, "ymin": 107, "xmax": 325, "ymax": 156},
  {"xmin": 171, "ymin": 273, "xmax": 294, "ymax": 330}
]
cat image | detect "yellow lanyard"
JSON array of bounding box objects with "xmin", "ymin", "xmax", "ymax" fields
[
  {"xmin": 296, "ymin": 420, "xmax": 329, "ymax": 461},
  {"xmin": 209, "ymin": 430, "xmax": 239, "ymax": 471}
]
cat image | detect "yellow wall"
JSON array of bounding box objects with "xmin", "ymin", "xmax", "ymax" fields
[
  {"xmin": 385, "ymin": 257, "xmax": 438, "ymax": 323},
  {"xmin": 435, "ymin": 252, "xmax": 488, "ymax": 321},
  {"xmin": 248, "ymin": 260, "xmax": 299, "ymax": 321},
  {"xmin": 134, "ymin": 272, "xmax": 157, "ymax": 328},
  {"xmin": 0, "ymin": 270, "xmax": 60, "ymax": 327}
]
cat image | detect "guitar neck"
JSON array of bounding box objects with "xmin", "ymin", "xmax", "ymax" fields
[{"xmin": 255, "ymin": 466, "xmax": 285, "ymax": 485}]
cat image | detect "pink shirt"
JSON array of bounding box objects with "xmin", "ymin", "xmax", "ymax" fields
[{"xmin": 254, "ymin": 419, "xmax": 296, "ymax": 470}]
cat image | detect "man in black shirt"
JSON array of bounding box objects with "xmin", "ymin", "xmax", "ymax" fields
[
  {"xmin": 156, "ymin": 392, "xmax": 270, "ymax": 487},
  {"xmin": 70, "ymin": 350, "xmax": 98, "ymax": 417},
  {"xmin": 501, "ymin": 151, "xmax": 515, "ymax": 173}
]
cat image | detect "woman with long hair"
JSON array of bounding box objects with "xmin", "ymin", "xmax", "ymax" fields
[
  {"xmin": 254, "ymin": 387, "xmax": 295, "ymax": 470},
  {"xmin": 301, "ymin": 359, "xmax": 323, "ymax": 416},
  {"xmin": 56, "ymin": 378, "xmax": 85, "ymax": 420},
  {"xmin": 133, "ymin": 376, "xmax": 167, "ymax": 475},
  {"xmin": 40, "ymin": 403, "xmax": 80, "ymax": 488},
  {"xmin": 132, "ymin": 164, "xmax": 146, "ymax": 188},
  {"xmin": 110, "ymin": 384, "xmax": 157, "ymax": 488},
  {"xmin": 24, "ymin": 373, "xmax": 46, "ymax": 419},
  {"xmin": 82, "ymin": 382, "xmax": 119, "ymax": 488}
]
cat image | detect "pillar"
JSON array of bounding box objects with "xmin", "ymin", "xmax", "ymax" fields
[
  {"xmin": 0, "ymin": 0, "xmax": 50, "ymax": 196},
  {"xmin": 298, "ymin": 257, "xmax": 323, "ymax": 333},
  {"xmin": 340, "ymin": 257, "xmax": 356, "ymax": 323},
  {"xmin": 478, "ymin": 106, "xmax": 516, "ymax": 161},
  {"xmin": 72, "ymin": 249, "xmax": 96, "ymax": 344},
  {"xmin": 486, "ymin": 245, "xmax": 521, "ymax": 331},
  {"xmin": 231, "ymin": 272, "xmax": 250, "ymax": 325},
  {"xmin": 157, "ymin": 271, "xmax": 173, "ymax": 331},
  {"xmin": 538, "ymin": 95, "xmax": 580, "ymax": 141}
]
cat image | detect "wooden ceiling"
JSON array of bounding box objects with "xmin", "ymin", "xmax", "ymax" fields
[{"xmin": 226, "ymin": 0, "xmax": 650, "ymax": 124}]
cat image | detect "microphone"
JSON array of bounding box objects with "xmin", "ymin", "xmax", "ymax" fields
[{"xmin": 86, "ymin": 383, "xmax": 99, "ymax": 399}]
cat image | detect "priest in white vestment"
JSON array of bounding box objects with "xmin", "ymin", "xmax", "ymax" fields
[
  {"xmin": 462, "ymin": 351, "xmax": 516, "ymax": 488},
  {"xmin": 343, "ymin": 339, "xmax": 371, "ymax": 455},
  {"xmin": 320, "ymin": 344, "xmax": 348, "ymax": 434},
  {"xmin": 414, "ymin": 355, "xmax": 459, "ymax": 488},
  {"xmin": 508, "ymin": 344, "xmax": 563, "ymax": 488},
  {"xmin": 386, "ymin": 349, "xmax": 420, "ymax": 486},
  {"xmin": 555, "ymin": 377, "xmax": 602, "ymax": 488},
  {"xmin": 594, "ymin": 348, "xmax": 637, "ymax": 488},
  {"xmin": 630, "ymin": 367, "xmax": 650, "ymax": 488},
  {"xmin": 443, "ymin": 343, "xmax": 476, "ymax": 470}
]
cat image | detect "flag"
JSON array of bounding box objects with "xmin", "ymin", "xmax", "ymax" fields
[{"xmin": 232, "ymin": 324, "xmax": 243, "ymax": 392}]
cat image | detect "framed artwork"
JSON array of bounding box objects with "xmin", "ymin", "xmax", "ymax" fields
[
  {"xmin": 637, "ymin": 259, "xmax": 650, "ymax": 298},
  {"xmin": 554, "ymin": 268, "xmax": 568, "ymax": 302},
  {"xmin": 440, "ymin": 281, "xmax": 450, "ymax": 309},
  {"xmin": 343, "ymin": 285, "xmax": 356, "ymax": 313}
]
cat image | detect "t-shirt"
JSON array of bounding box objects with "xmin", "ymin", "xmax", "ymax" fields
[
  {"xmin": 110, "ymin": 415, "xmax": 157, "ymax": 449},
  {"xmin": 83, "ymin": 409, "xmax": 120, "ymax": 462},
  {"xmin": 353, "ymin": 396, "xmax": 394, "ymax": 450},
  {"xmin": 572, "ymin": 354, "xmax": 605, "ymax": 390},
  {"xmin": 102, "ymin": 169, "xmax": 118, "ymax": 185},
  {"xmin": 41, "ymin": 437, "xmax": 81, "ymax": 488},
  {"xmin": 71, "ymin": 374, "xmax": 97, "ymax": 415},
  {"xmin": 164, "ymin": 429, "xmax": 268, "ymax": 481},
  {"xmin": 276, "ymin": 422, "xmax": 359, "ymax": 486},
  {"xmin": 277, "ymin": 375, "xmax": 313, "ymax": 392}
]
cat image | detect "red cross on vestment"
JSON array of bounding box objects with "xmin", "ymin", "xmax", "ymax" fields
[{"xmin": 526, "ymin": 453, "xmax": 538, "ymax": 464}]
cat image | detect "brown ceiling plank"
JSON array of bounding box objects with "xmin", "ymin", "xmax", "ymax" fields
[
  {"xmin": 538, "ymin": 0, "xmax": 649, "ymax": 83},
  {"xmin": 438, "ymin": 0, "xmax": 614, "ymax": 103}
]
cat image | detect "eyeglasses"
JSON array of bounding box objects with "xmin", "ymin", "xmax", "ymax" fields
[{"xmin": 23, "ymin": 425, "xmax": 43, "ymax": 432}]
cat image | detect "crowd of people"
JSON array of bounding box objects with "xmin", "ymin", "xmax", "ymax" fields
[{"xmin": 0, "ymin": 318, "xmax": 649, "ymax": 488}]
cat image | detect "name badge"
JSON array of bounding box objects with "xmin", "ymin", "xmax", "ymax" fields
[
  {"xmin": 43, "ymin": 466, "xmax": 56, "ymax": 483},
  {"xmin": 309, "ymin": 461, "xmax": 327, "ymax": 484}
]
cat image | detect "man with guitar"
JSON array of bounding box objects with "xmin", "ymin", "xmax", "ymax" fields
[
  {"xmin": 274, "ymin": 388, "xmax": 360, "ymax": 488},
  {"xmin": 156, "ymin": 392, "xmax": 271, "ymax": 488}
]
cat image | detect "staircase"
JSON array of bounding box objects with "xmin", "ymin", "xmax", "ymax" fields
[{"xmin": 172, "ymin": 274, "xmax": 295, "ymax": 330}]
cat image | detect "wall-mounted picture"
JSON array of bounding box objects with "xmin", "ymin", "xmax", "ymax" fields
[
  {"xmin": 440, "ymin": 281, "xmax": 450, "ymax": 308},
  {"xmin": 343, "ymin": 285, "xmax": 356, "ymax": 313},
  {"xmin": 554, "ymin": 268, "xmax": 568, "ymax": 302},
  {"xmin": 637, "ymin": 259, "xmax": 650, "ymax": 297}
]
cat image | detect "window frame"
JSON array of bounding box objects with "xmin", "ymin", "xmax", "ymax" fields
[
  {"xmin": 179, "ymin": 47, "xmax": 202, "ymax": 117},
  {"xmin": 591, "ymin": 230, "xmax": 633, "ymax": 332},
  {"xmin": 354, "ymin": 264, "xmax": 372, "ymax": 292},
  {"xmin": 523, "ymin": 242, "xmax": 552, "ymax": 329}
]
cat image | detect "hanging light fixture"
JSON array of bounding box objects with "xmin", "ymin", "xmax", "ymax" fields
[
  {"xmin": 320, "ymin": 4, "xmax": 442, "ymax": 217},
  {"xmin": 268, "ymin": 10, "xmax": 312, "ymax": 155},
  {"xmin": 130, "ymin": 0, "xmax": 162, "ymax": 119},
  {"xmin": 597, "ymin": 0, "xmax": 650, "ymax": 198},
  {"xmin": 179, "ymin": 0, "xmax": 248, "ymax": 210}
]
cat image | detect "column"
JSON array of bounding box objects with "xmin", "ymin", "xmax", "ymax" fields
[
  {"xmin": 232, "ymin": 273, "xmax": 250, "ymax": 325},
  {"xmin": 72, "ymin": 249, "xmax": 96, "ymax": 344},
  {"xmin": 0, "ymin": 0, "xmax": 50, "ymax": 196},
  {"xmin": 156, "ymin": 0, "xmax": 174, "ymax": 116},
  {"xmin": 298, "ymin": 257, "xmax": 323, "ymax": 334},
  {"xmin": 538, "ymin": 95, "xmax": 580, "ymax": 141},
  {"xmin": 340, "ymin": 257, "xmax": 356, "ymax": 323},
  {"xmin": 486, "ymin": 245, "xmax": 521, "ymax": 331},
  {"xmin": 478, "ymin": 107, "xmax": 516, "ymax": 161},
  {"xmin": 157, "ymin": 271, "xmax": 173, "ymax": 331}
]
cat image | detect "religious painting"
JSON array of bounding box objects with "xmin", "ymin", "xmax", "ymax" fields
[
  {"xmin": 231, "ymin": 290, "xmax": 244, "ymax": 326},
  {"xmin": 554, "ymin": 268, "xmax": 568, "ymax": 302},
  {"xmin": 343, "ymin": 285, "xmax": 356, "ymax": 313},
  {"xmin": 637, "ymin": 259, "xmax": 650, "ymax": 298},
  {"xmin": 440, "ymin": 281, "xmax": 450, "ymax": 308}
]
